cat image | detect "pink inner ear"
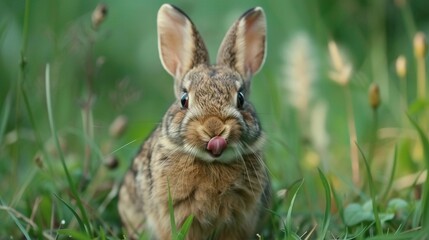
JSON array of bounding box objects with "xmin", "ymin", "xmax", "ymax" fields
[
  {"xmin": 216, "ymin": 7, "xmax": 266, "ymax": 79},
  {"xmin": 207, "ymin": 136, "xmax": 228, "ymax": 157},
  {"xmin": 157, "ymin": 4, "xmax": 210, "ymax": 81},
  {"xmin": 157, "ymin": 5, "xmax": 191, "ymax": 78},
  {"xmin": 242, "ymin": 10, "xmax": 266, "ymax": 75}
]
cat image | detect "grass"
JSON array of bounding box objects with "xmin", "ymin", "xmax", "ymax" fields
[
  {"xmin": 167, "ymin": 180, "xmax": 194, "ymax": 240},
  {"xmin": 46, "ymin": 63, "xmax": 93, "ymax": 237},
  {"xmin": 408, "ymin": 115, "xmax": 429, "ymax": 227},
  {"xmin": 1, "ymin": 0, "xmax": 429, "ymax": 239},
  {"xmin": 318, "ymin": 168, "xmax": 332, "ymax": 240}
]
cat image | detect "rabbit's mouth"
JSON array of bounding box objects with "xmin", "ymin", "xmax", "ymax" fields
[{"xmin": 206, "ymin": 136, "xmax": 228, "ymax": 157}]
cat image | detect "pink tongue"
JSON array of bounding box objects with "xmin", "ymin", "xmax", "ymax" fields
[{"xmin": 206, "ymin": 136, "xmax": 227, "ymax": 157}]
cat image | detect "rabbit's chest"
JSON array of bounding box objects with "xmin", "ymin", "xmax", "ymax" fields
[{"xmin": 163, "ymin": 158, "xmax": 261, "ymax": 225}]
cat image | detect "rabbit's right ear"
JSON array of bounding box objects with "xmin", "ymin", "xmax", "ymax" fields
[
  {"xmin": 217, "ymin": 7, "xmax": 266, "ymax": 81},
  {"xmin": 157, "ymin": 4, "xmax": 209, "ymax": 82}
]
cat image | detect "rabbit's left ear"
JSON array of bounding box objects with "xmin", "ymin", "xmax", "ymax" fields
[
  {"xmin": 157, "ymin": 4, "xmax": 209, "ymax": 81},
  {"xmin": 217, "ymin": 7, "xmax": 266, "ymax": 80}
]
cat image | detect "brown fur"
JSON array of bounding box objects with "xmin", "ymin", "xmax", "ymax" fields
[{"xmin": 118, "ymin": 4, "xmax": 270, "ymax": 240}]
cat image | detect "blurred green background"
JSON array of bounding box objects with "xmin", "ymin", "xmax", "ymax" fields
[{"xmin": 1, "ymin": 0, "xmax": 429, "ymax": 238}]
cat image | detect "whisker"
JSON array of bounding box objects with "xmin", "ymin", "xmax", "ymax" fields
[
  {"xmin": 109, "ymin": 138, "xmax": 140, "ymax": 155},
  {"xmin": 234, "ymin": 143, "xmax": 257, "ymax": 199},
  {"xmin": 242, "ymin": 141, "xmax": 272, "ymax": 177},
  {"xmin": 240, "ymin": 142, "xmax": 271, "ymax": 205}
]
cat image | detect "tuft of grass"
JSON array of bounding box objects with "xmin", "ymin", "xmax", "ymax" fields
[
  {"xmin": 178, "ymin": 214, "xmax": 194, "ymax": 240},
  {"xmin": 167, "ymin": 179, "xmax": 194, "ymax": 240},
  {"xmin": 45, "ymin": 64, "xmax": 92, "ymax": 236},
  {"xmin": 381, "ymin": 147, "xmax": 398, "ymax": 202},
  {"xmin": 357, "ymin": 143, "xmax": 383, "ymax": 235},
  {"xmin": 0, "ymin": 91, "xmax": 11, "ymax": 146},
  {"xmin": 54, "ymin": 193, "xmax": 86, "ymax": 234},
  {"xmin": 318, "ymin": 168, "xmax": 331, "ymax": 240},
  {"xmin": 57, "ymin": 229, "xmax": 92, "ymax": 240},
  {"xmin": 0, "ymin": 199, "xmax": 31, "ymax": 239},
  {"xmin": 284, "ymin": 179, "xmax": 304, "ymax": 240},
  {"xmin": 408, "ymin": 115, "xmax": 429, "ymax": 229}
]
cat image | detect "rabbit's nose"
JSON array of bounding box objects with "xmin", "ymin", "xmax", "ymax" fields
[{"xmin": 207, "ymin": 136, "xmax": 227, "ymax": 157}]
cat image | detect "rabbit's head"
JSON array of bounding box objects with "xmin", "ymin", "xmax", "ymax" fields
[{"xmin": 157, "ymin": 4, "xmax": 266, "ymax": 163}]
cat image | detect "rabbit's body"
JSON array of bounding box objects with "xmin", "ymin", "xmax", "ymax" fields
[{"xmin": 118, "ymin": 4, "xmax": 270, "ymax": 240}]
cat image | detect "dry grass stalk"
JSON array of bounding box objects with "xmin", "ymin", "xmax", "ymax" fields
[
  {"xmin": 0, "ymin": 205, "xmax": 55, "ymax": 240},
  {"xmin": 328, "ymin": 40, "xmax": 360, "ymax": 186},
  {"xmin": 283, "ymin": 33, "xmax": 331, "ymax": 169}
]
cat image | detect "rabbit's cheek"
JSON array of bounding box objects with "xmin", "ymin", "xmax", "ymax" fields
[
  {"xmin": 241, "ymin": 110, "xmax": 255, "ymax": 126},
  {"xmin": 183, "ymin": 121, "xmax": 206, "ymax": 148},
  {"xmin": 241, "ymin": 110, "xmax": 260, "ymax": 134}
]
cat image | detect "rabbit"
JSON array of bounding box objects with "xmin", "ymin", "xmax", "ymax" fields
[{"xmin": 118, "ymin": 3, "xmax": 270, "ymax": 240}]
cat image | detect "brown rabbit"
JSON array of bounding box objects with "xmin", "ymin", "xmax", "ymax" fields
[{"xmin": 118, "ymin": 4, "xmax": 270, "ymax": 239}]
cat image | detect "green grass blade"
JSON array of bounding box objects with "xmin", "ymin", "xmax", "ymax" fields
[
  {"xmin": 166, "ymin": 180, "xmax": 193, "ymax": 240},
  {"xmin": 17, "ymin": 0, "xmax": 56, "ymax": 182},
  {"xmin": 21, "ymin": 84, "xmax": 55, "ymax": 175},
  {"xmin": 412, "ymin": 173, "xmax": 425, "ymax": 228},
  {"xmin": 167, "ymin": 179, "xmax": 178, "ymax": 236},
  {"xmin": 330, "ymin": 178, "xmax": 344, "ymax": 224},
  {"xmin": 0, "ymin": 199, "xmax": 32, "ymax": 239},
  {"xmin": 356, "ymin": 143, "xmax": 383, "ymax": 235},
  {"xmin": 54, "ymin": 194, "xmax": 86, "ymax": 233},
  {"xmin": 366, "ymin": 228, "xmax": 427, "ymax": 240},
  {"xmin": 177, "ymin": 215, "xmax": 194, "ymax": 240},
  {"xmin": 21, "ymin": 0, "xmax": 30, "ymax": 54},
  {"xmin": 99, "ymin": 226, "xmax": 106, "ymax": 240},
  {"xmin": 45, "ymin": 64, "xmax": 92, "ymax": 236},
  {"xmin": 284, "ymin": 178, "xmax": 304, "ymax": 240},
  {"xmin": 382, "ymin": 146, "xmax": 398, "ymax": 202},
  {"xmin": 57, "ymin": 229, "xmax": 92, "ymax": 240},
  {"xmin": 318, "ymin": 168, "xmax": 331, "ymax": 240},
  {"xmin": 408, "ymin": 116, "xmax": 429, "ymax": 227},
  {"xmin": 6, "ymin": 210, "xmax": 32, "ymax": 239},
  {"xmin": 0, "ymin": 91, "xmax": 11, "ymax": 146}
]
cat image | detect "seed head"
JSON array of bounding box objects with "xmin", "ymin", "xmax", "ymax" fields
[
  {"xmin": 369, "ymin": 83, "xmax": 381, "ymax": 110},
  {"xmin": 92, "ymin": 4, "xmax": 108, "ymax": 29},
  {"xmin": 104, "ymin": 155, "xmax": 119, "ymax": 170},
  {"xmin": 414, "ymin": 32, "xmax": 427, "ymax": 59},
  {"xmin": 328, "ymin": 40, "xmax": 352, "ymax": 86},
  {"xmin": 282, "ymin": 33, "xmax": 317, "ymax": 113},
  {"xmin": 109, "ymin": 115, "xmax": 128, "ymax": 138},
  {"xmin": 34, "ymin": 154, "xmax": 44, "ymax": 169},
  {"xmin": 395, "ymin": 55, "xmax": 407, "ymax": 79}
]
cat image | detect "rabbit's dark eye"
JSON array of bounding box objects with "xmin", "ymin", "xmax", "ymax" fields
[
  {"xmin": 237, "ymin": 91, "xmax": 245, "ymax": 108},
  {"xmin": 181, "ymin": 92, "xmax": 189, "ymax": 109}
]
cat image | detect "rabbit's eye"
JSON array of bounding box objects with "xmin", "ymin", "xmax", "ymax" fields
[
  {"xmin": 181, "ymin": 92, "xmax": 189, "ymax": 109},
  {"xmin": 237, "ymin": 92, "xmax": 245, "ymax": 108}
]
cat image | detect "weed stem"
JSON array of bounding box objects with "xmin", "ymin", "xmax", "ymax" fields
[{"xmin": 345, "ymin": 86, "xmax": 360, "ymax": 187}]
